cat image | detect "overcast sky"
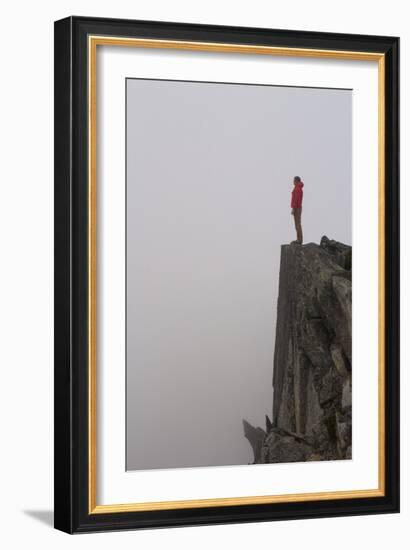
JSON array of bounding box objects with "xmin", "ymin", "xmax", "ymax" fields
[{"xmin": 126, "ymin": 78, "xmax": 352, "ymax": 471}]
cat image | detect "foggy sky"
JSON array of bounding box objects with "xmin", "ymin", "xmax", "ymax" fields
[{"xmin": 126, "ymin": 78, "xmax": 352, "ymax": 470}]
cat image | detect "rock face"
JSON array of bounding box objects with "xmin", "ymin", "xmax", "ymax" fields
[{"xmin": 244, "ymin": 237, "xmax": 352, "ymax": 464}]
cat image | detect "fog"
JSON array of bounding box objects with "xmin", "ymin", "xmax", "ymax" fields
[{"xmin": 126, "ymin": 78, "xmax": 352, "ymax": 470}]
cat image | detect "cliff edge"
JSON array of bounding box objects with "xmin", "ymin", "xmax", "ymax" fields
[{"xmin": 244, "ymin": 236, "xmax": 352, "ymax": 464}]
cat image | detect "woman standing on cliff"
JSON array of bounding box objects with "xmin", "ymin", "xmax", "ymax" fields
[{"xmin": 291, "ymin": 176, "xmax": 304, "ymax": 244}]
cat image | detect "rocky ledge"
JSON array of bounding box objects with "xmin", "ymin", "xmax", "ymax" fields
[{"xmin": 244, "ymin": 236, "xmax": 352, "ymax": 464}]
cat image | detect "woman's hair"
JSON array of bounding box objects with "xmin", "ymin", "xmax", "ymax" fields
[{"xmin": 294, "ymin": 176, "xmax": 301, "ymax": 183}]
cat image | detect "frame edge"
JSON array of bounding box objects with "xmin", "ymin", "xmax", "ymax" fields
[{"xmin": 54, "ymin": 16, "xmax": 74, "ymax": 534}]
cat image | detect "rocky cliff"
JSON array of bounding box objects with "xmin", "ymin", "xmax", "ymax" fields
[{"xmin": 243, "ymin": 236, "xmax": 352, "ymax": 464}]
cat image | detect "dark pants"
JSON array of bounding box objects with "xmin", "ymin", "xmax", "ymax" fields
[{"xmin": 293, "ymin": 207, "xmax": 303, "ymax": 243}]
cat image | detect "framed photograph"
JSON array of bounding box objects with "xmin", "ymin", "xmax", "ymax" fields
[{"xmin": 54, "ymin": 16, "xmax": 399, "ymax": 533}]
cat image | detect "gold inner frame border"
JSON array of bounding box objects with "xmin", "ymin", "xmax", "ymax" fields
[{"xmin": 87, "ymin": 35, "xmax": 385, "ymax": 514}]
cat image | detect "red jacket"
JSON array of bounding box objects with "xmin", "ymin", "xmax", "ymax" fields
[{"xmin": 291, "ymin": 182, "xmax": 304, "ymax": 209}]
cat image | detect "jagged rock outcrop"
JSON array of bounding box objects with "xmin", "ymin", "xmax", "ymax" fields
[
  {"xmin": 244, "ymin": 236, "xmax": 352, "ymax": 464},
  {"xmin": 243, "ymin": 419, "xmax": 266, "ymax": 463}
]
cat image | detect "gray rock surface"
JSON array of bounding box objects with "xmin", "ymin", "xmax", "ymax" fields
[{"xmin": 244, "ymin": 236, "xmax": 352, "ymax": 464}]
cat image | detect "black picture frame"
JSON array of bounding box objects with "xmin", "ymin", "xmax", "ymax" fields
[{"xmin": 54, "ymin": 15, "xmax": 399, "ymax": 534}]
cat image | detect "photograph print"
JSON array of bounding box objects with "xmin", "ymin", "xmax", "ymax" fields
[{"xmin": 125, "ymin": 78, "xmax": 352, "ymax": 471}]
